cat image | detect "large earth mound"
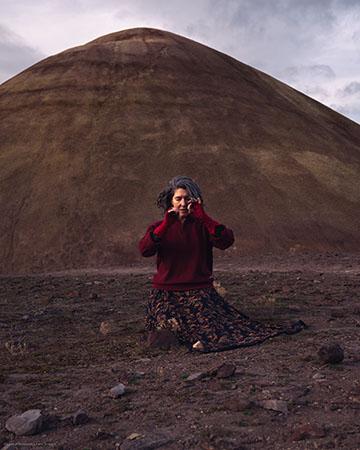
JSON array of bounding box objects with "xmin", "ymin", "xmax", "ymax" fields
[{"xmin": 1, "ymin": 27, "xmax": 360, "ymax": 273}]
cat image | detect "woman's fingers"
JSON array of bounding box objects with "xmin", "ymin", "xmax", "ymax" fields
[{"xmin": 168, "ymin": 207, "xmax": 179, "ymax": 215}]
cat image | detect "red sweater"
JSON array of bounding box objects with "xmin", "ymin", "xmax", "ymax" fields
[{"xmin": 138, "ymin": 215, "xmax": 234, "ymax": 290}]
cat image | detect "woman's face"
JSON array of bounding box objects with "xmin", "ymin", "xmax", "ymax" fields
[{"xmin": 171, "ymin": 188, "xmax": 192, "ymax": 218}]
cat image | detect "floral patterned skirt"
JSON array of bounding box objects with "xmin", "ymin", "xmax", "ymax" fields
[{"xmin": 145, "ymin": 287, "xmax": 305, "ymax": 352}]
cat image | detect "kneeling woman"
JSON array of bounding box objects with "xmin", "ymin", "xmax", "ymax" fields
[{"xmin": 139, "ymin": 176, "xmax": 303, "ymax": 352}]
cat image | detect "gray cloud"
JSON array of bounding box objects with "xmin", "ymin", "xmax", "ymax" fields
[
  {"xmin": 0, "ymin": 0, "xmax": 360, "ymax": 124},
  {"xmin": 281, "ymin": 65, "xmax": 336, "ymax": 84},
  {"xmin": 302, "ymin": 85, "xmax": 330, "ymax": 101},
  {"xmin": 338, "ymin": 81, "xmax": 360, "ymax": 96},
  {"xmin": 0, "ymin": 24, "xmax": 45, "ymax": 83}
]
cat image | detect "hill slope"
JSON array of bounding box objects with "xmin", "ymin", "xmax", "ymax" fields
[{"xmin": 1, "ymin": 27, "xmax": 360, "ymax": 273}]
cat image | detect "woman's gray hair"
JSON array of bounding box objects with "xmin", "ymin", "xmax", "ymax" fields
[{"xmin": 157, "ymin": 176, "xmax": 203, "ymax": 212}]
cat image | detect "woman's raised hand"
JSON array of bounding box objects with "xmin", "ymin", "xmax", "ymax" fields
[
  {"xmin": 167, "ymin": 206, "xmax": 179, "ymax": 217},
  {"xmin": 189, "ymin": 198, "xmax": 205, "ymax": 219},
  {"xmin": 189, "ymin": 198, "xmax": 221, "ymax": 235},
  {"xmin": 153, "ymin": 207, "xmax": 178, "ymax": 237}
]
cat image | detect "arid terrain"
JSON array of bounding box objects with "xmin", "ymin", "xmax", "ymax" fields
[{"xmin": 1, "ymin": 253, "xmax": 360, "ymax": 449}]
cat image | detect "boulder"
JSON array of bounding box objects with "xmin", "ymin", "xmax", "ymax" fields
[
  {"xmin": 110, "ymin": 383, "xmax": 126, "ymax": 398},
  {"xmin": 318, "ymin": 343, "xmax": 344, "ymax": 364},
  {"xmin": 5, "ymin": 409, "xmax": 43, "ymax": 436}
]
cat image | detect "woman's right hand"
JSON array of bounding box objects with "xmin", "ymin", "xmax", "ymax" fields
[
  {"xmin": 153, "ymin": 207, "xmax": 178, "ymax": 237},
  {"xmin": 167, "ymin": 206, "xmax": 179, "ymax": 217}
]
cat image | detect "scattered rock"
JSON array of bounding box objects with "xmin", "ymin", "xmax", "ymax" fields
[
  {"xmin": 110, "ymin": 383, "xmax": 126, "ymax": 398},
  {"xmin": 136, "ymin": 371, "xmax": 146, "ymax": 377},
  {"xmin": 121, "ymin": 432, "xmax": 174, "ymax": 450},
  {"xmin": 186, "ymin": 372, "xmax": 206, "ymax": 382},
  {"xmin": 131, "ymin": 371, "xmax": 146, "ymax": 381},
  {"xmin": 258, "ymin": 399, "xmax": 288, "ymax": 414},
  {"xmin": 4, "ymin": 340, "xmax": 28, "ymax": 356},
  {"xmin": 216, "ymin": 363, "xmax": 236, "ymax": 378},
  {"xmin": 127, "ymin": 433, "xmax": 143, "ymax": 440},
  {"xmin": 5, "ymin": 409, "xmax": 43, "ymax": 436},
  {"xmin": 72, "ymin": 409, "xmax": 89, "ymax": 425},
  {"xmin": 292, "ymin": 423, "xmax": 326, "ymax": 441},
  {"xmin": 100, "ymin": 321, "xmax": 114, "ymax": 335},
  {"xmin": 192, "ymin": 340, "xmax": 205, "ymax": 351},
  {"xmin": 146, "ymin": 330, "xmax": 179, "ymax": 350},
  {"xmin": 313, "ymin": 372, "xmax": 326, "ymax": 380},
  {"xmin": 95, "ymin": 429, "xmax": 116, "ymax": 440},
  {"xmin": 285, "ymin": 319, "xmax": 307, "ymax": 334},
  {"xmin": 318, "ymin": 343, "xmax": 344, "ymax": 364},
  {"xmin": 135, "ymin": 358, "xmax": 151, "ymax": 363},
  {"xmin": 213, "ymin": 281, "xmax": 227, "ymax": 297}
]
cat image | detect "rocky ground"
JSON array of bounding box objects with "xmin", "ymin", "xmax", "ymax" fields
[{"xmin": 1, "ymin": 253, "xmax": 360, "ymax": 450}]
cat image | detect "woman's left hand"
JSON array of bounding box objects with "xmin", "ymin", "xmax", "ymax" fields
[{"xmin": 189, "ymin": 198, "xmax": 205, "ymax": 219}]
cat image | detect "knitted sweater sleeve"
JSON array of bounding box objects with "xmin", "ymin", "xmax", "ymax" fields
[
  {"xmin": 138, "ymin": 222, "xmax": 162, "ymax": 257},
  {"xmin": 209, "ymin": 224, "xmax": 235, "ymax": 250}
]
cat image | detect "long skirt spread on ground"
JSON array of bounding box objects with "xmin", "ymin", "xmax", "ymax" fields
[{"xmin": 145, "ymin": 287, "xmax": 305, "ymax": 352}]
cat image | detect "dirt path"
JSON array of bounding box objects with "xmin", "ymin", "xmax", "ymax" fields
[{"xmin": 1, "ymin": 254, "xmax": 360, "ymax": 449}]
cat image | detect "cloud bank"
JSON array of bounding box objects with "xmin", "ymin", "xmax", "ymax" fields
[{"xmin": 0, "ymin": 0, "xmax": 359, "ymax": 123}]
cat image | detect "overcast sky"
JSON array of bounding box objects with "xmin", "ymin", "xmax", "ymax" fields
[{"xmin": 1, "ymin": 0, "xmax": 360, "ymax": 124}]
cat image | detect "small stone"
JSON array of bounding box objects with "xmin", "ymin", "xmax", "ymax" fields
[
  {"xmin": 133, "ymin": 371, "xmax": 145, "ymax": 379},
  {"xmin": 5, "ymin": 409, "xmax": 43, "ymax": 436},
  {"xmin": 95, "ymin": 430, "xmax": 115, "ymax": 440},
  {"xmin": 127, "ymin": 433, "xmax": 143, "ymax": 440},
  {"xmin": 186, "ymin": 372, "xmax": 205, "ymax": 382},
  {"xmin": 135, "ymin": 358, "xmax": 151, "ymax": 363},
  {"xmin": 192, "ymin": 340, "xmax": 204, "ymax": 351},
  {"xmin": 100, "ymin": 321, "xmax": 113, "ymax": 335},
  {"xmin": 292, "ymin": 423, "xmax": 326, "ymax": 441},
  {"xmin": 318, "ymin": 343, "xmax": 344, "ymax": 364},
  {"xmin": 213, "ymin": 281, "xmax": 227, "ymax": 297},
  {"xmin": 110, "ymin": 383, "xmax": 126, "ymax": 398},
  {"xmin": 121, "ymin": 432, "xmax": 173, "ymax": 450},
  {"xmin": 285, "ymin": 319, "xmax": 307, "ymax": 334},
  {"xmin": 72, "ymin": 409, "xmax": 89, "ymax": 425},
  {"xmin": 216, "ymin": 363, "xmax": 236, "ymax": 378},
  {"xmin": 258, "ymin": 399, "xmax": 288, "ymax": 414},
  {"xmin": 313, "ymin": 372, "xmax": 326, "ymax": 380}
]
